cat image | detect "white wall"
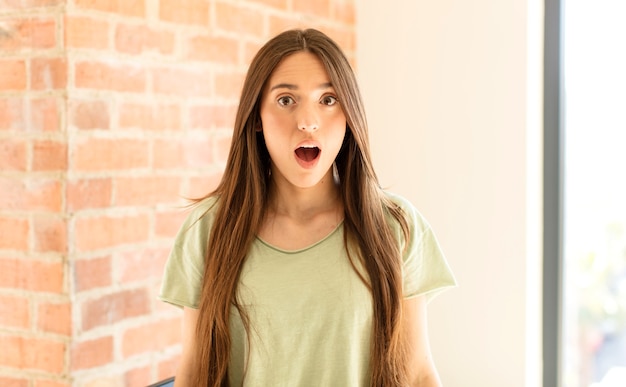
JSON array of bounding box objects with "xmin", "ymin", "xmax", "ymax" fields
[{"xmin": 355, "ymin": 1, "xmax": 544, "ymax": 386}]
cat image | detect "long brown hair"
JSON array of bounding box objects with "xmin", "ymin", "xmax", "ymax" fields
[{"xmin": 192, "ymin": 28, "xmax": 411, "ymax": 386}]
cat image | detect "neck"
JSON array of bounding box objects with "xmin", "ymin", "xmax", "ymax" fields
[{"xmin": 267, "ymin": 168, "xmax": 342, "ymax": 220}]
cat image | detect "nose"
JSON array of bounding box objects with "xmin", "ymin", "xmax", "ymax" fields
[{"xmin": 297, "ymin": 105, "xmax": 319, "ymax": 132}]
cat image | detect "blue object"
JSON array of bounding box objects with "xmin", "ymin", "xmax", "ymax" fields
[{"xmin": 146, "ymin": 376, "xmax": 174, "ymax": 387}]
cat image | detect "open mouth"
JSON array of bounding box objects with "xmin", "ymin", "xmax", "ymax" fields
[{"xmin": 295, "ymin": 146, "xmax": 320, "ymax": 162}]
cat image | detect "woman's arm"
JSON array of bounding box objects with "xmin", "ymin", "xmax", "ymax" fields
[
  {"xmin": 403, "ymin": 295, "xmax": 443, "ymax": 387},
  {"xmin": 174, "ymin": 307, "xmax": 200, "ymax": 387}
]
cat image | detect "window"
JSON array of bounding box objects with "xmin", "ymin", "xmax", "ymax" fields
[
  {"xmin": 562, "ymin": 0, "xmax": 626, "ymax": 386},
  {"xmin": 545, "ymin": 1, "xmax": 626, "ymax": 386}
]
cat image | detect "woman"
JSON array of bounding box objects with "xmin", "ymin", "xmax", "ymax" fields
[{"xmin": 159, "ymin": 28, "xmax": 455, "ymax": 386}]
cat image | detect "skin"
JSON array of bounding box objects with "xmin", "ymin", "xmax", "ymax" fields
[
  {"xmin": 175, "ymin": 52, "xmax": 442, "ymax": 387},
  {"xmin": 257, "ymin": 51, "xmax": 347, "ymax": 250},
  {"xmin": 175, "ymin": 307, "xmax": 199, "ymax": 386},
  {"xmin": 404, "ymin": 296, "xmax": 444, "ymax": 387}
]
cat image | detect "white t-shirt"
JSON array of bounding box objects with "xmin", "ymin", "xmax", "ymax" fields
[{"xmin": 159, "ymin": 192, "xmax": 456, "ymax": 386}]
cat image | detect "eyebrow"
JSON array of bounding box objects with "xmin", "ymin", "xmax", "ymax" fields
[{"xmin": 269, "ymin": 82, "xmax": 333, "ymax": 92}]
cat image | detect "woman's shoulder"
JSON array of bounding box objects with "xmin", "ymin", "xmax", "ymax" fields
[
  {"xmin": 382, "ymin": 191, "xmax": 431, "ymax": 232},
  {"xmin": 174, "ymin": 195, "xmax": 221, "ymax": 240},
  {"xmin": 190, "ymin": 195, "xmax": 220, "ymax": 217},
  {"xmin": 383, "ymin": 191, "xmax": 413, "ymax": 211}
]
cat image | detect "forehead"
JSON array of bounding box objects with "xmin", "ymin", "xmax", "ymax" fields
[{"xmin": 267, "ymin": 51, "xmax": 330, "ymax": 85}]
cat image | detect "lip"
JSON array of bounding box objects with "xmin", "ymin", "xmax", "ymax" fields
[
  {"xmin": 293, "ymin": 140, "xmax": 322, "ymax": 169},
  {"xmin": 294, "ymin": 140, "xmax": 321, "ymax": 150}
]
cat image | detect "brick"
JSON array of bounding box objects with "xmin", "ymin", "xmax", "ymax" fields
[
  {"xmin": 117, "ymin": 247, "xmax": 169, "ymax": 284},
  {"xmin": 152, "ymin": 139, "xmax": 183, "ymax": 169},
  {"xmin": 213, "ymin": 130, "xmax": 232, "ymax": 165},
  {"xmin": 242, "ymin": 40, "xmax": 263, "ymax": 66},
  {"xmin": 157, "ymin": 355, "xmax": 179, "ymax": 380},
  {"xmin": 0, "ymin": 0, "xmax": 63, "ymax": 10},
  {"xmin": 0, "ymin": 376, "xmax": 28, "ymax": 387},
  {"xmin": 72, "ymin": 137, "xmax": 149, "ymax": 171},
  {"xmin": 159, "ymin": 0, "xmax": 209, "ymax": 25},
  {"xmin": 67, "ymin": 178, "xmax": 112, "ymax": 211},
  {"xmin": 114, "ymin": 176, "xmax": 181, "ymax": 206},
  {"xmin": 214, "ymin": 70, "xmax": 245, "ymax": 100},
  {"xmin": 250, "ymin": 0, "xmax": 287, "ymax": 9},
  {"xmin": 70, "ymin": 99, "xmax": 110, "ymax": 130},
  {"xmin": 118, "ymin": 103, "xmax": 149, "ymax": 129},
  {"xmin": 151, "ymin": 104, "xmax": 182, "ymax": 130},
  {"xmin": 32, "ymin": 140, "xmax": 67, "ymax": 171},
  {"xmin": 0, "ymin": 335, "xmax": 65, "ymax": 373},
  {"xmin": 82, "ymin": 376, "xmax": 121, "ymax": 387},
  {"xmin": 319, "ymin": 25, "xmax": 354, "ymax": 52},
  {"xmin": 184, "ymin": 174, "xmax": 222, "ymax": 199},
  {"xmin": 267, "ymin": 14, "xmax": 307, "ymax": 38},
  {"xmin": 0, "ymin": 60, "xmax": 27, "ymax": 90},
  {"xmin": 0, "ymin": 18, "xmax": 56, "ymax": 51},
  {"xmin": 186, "ymin": 34, "xmax": 239, "ymax": 64},
  {"xmin": 190, "ymin": 104, "xmax": 237, "ymax": 129},
  {"xmin": 64, "ymin": 16, "xmax": 109, "ymax": 49},
  {"xmin": 75, "ymin": 61, "xmax": 147, "ymax": 93},
  {"xmin": 71, "ymin": 336, "xmax": 113, "ymax": 370},
  {"xmin": 180, "ymin": 135, "xmax": 214, "ymax": 167},
  {"xmin": 0, "ymin": 97, "xmax": 24, "ymax": 131},
  {"xmin": 0, "ymin": 138, "xmax": 28, "ymax": 171},
  {"xmin": 0, "ymin": 177, "xmax": 63, "ymax": 212},
  {"xmin": 37, "ymin": 301, "xmax": 71, "ymax": 335},
  {"xmin": 292, "ymin": 0, "xmax": 330, "ymax": 18},
  {"xmin": 30, "ymin": 97, "xmax": 60, "ymax": 132},
  {"xmin": 115, "ymin": 24, "xmax": 175, "ymax": 55},
  {"xmin": 0, "ymin": 294, "xmax": 30, "ymax": 329},
  {"xmin": 125, "ymin": 365, "xmax": 150, "ymax": 386},
  {"xmin": 33, "ymin": 215, "xmax": 67, "ymax": 252},
  {"xmin": 118, "ymin": 102, "xmax": 181, "ymax": 131},
  {"xmin": 215, "ymin": 2, "xmax": 264, "ymax": 37},
  {"xmin": 31, "ymin": 57, "xmax": 67, "ymax": 90},
  {"xmin": 154, "ymin": 291, "xmax": 176, "ymax": 314},
  {"xmin": 122, "ymin": 318, "xmax": 181, "ymax": 357},
  {"xmin": 74, "ymin": 213, "xmax": 150, "ymax": 251},
  {"xmin": 155, "ymin": 209, "xmax": 187, "ymax": 238},
  {"xmin": 151, "ymin": 67, "xmax": 211, "ymax": 97},
  {"xmin": 0, "ymin": 216, "xmax": 29, "ymax": 250},
  {"xmin": 34, "ymin": 380, "xmax": 71, "ymax": 387},
  {"xmin": 332, "ymin": 0, "xmax": 355, "ymax": 24},
  {"xmin": 74, "ymin": 256, "xmax": 111, "ymax": 291},
  {"xmin": 74, "ymin": 0, "xmax": 146, "ymax": 17},
  {"xmin": 0, "ymin": 258, "xmax": 64, "ymax": 293},
  {"xmin": 81, "ymin": 288, "xmax": 151, "ymax": 331}
]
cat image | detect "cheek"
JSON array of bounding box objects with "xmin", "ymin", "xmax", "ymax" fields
[
  {"xmin": 260, "ymin": 114, "xmax": 290, "ymax": 153},
  {"xmin": 328, "ymin": 115, "xmax": 347, "ymax": 137},
  {"xmin": 261, "ymin": 108, "xmax": 292, "ymax": 132},
  {"xmin": 326, "ymin": 120, "xmax": 347, "ymax": 155},
  {"xmin": 326, "ymin": 109, "xmax": 346, "ymax": 126}
]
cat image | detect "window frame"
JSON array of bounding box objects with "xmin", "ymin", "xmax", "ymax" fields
[{"xmin": 543, "ymin": 0, "xmax": 564, "ymax": 386}]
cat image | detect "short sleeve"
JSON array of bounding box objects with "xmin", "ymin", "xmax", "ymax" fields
[
  {"xmin": 158, "ymin": 198, "xmax": 217, "ymax": 309},
  {"xmin": 387, "ymin": 193, "xmax": 456, "ymax": 301}
]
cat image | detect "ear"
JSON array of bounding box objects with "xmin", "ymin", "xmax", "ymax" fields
[{"xmin": 254, "ymin": 116, "xmax": 263, "ymax": 132}]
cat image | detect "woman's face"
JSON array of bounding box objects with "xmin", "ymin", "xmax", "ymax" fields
[{"xmin": 259, "ymin": 51, "xmax": 347, "ymax": 190}]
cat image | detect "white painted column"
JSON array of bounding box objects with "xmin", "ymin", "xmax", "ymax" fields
[{"xmin": 355, "ymin": 1, "xmax": 544, "ymax": 386}]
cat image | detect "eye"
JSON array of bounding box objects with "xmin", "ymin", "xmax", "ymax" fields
[
  {"xmin": 277, "ymin": 96, "xmax": 295, "ymax": 106},
  {"xmin": 321, "ymin": 95, "xmax": 339, "ymax": 106}
]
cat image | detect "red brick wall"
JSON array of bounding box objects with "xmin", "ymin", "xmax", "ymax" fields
[{"xmin": 1, "ymin": 0, "xmax": 354, "ymax": 386}]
